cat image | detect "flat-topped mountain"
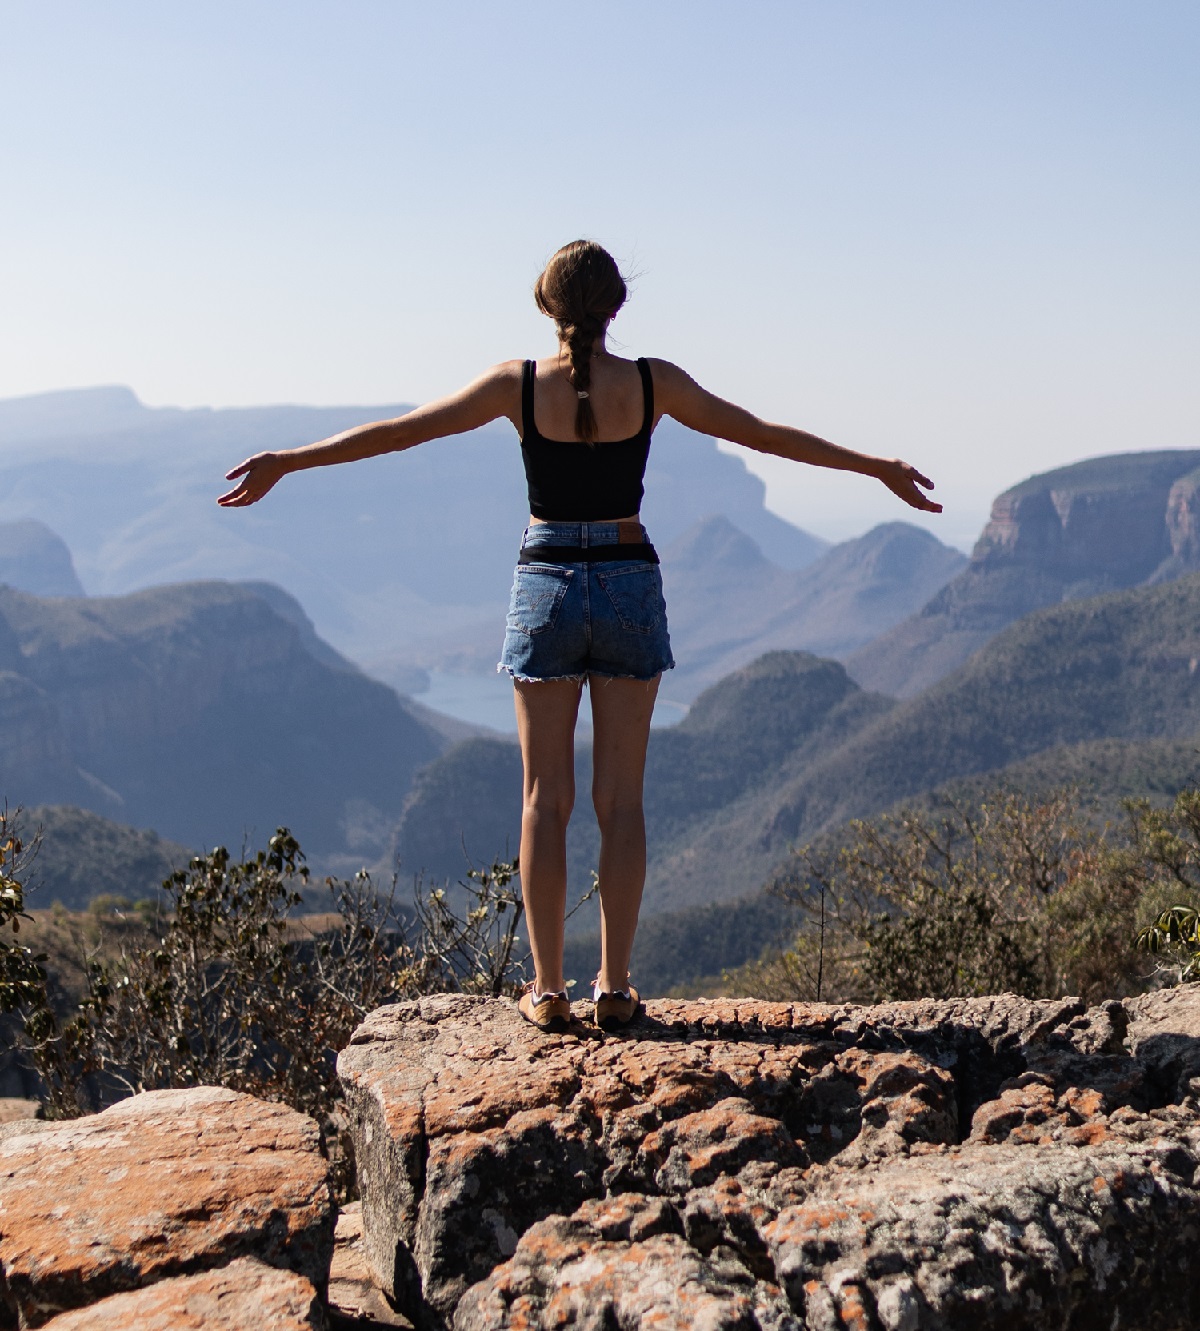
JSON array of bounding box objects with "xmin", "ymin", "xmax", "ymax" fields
[{"xmin": 848, "ymin": 449, "xmax": 1200, "ymax": 697}]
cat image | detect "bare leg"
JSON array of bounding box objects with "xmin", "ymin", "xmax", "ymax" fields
[
  {"xmin": 589, "ymin": 674, "xmax": 660, "ymax": 993},
  {"xmin": 513, "ymin": 677, "xmax": 583, "ymax": 994}
]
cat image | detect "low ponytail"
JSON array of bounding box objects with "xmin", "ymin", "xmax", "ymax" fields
[{"xmin": 534, "ymin": 241, "xmax": 628, "ymax": 445}]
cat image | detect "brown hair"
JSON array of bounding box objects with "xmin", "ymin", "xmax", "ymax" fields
[{"xmin": 534, "ymin": 240, "xmax": 628, "ymax": 443}]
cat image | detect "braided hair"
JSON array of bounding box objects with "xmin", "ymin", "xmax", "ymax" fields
[{"xmin": 534, "ymin": 241, "xmax": 628, "ymax": 444}]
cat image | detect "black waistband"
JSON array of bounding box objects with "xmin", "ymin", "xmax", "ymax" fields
[{"xmin": 518, "ymin": 542, "xmax": 659, "ymax": 565}]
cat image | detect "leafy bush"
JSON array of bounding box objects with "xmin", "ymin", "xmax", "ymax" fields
[
  {"xmin": 1133, "ymin": 789, "xmax": 1200, "ymax": 982},
  {"xmin": 17, "ymin": 829, "xmax": 530, "ymax": 1199},
  {"xmin": 763, "ymin": 791, "xmax": 1087, "ymax": 1002},
  {"xmin": 737, "ymin": 786, "xmax": 1200, "ymax": 1006},
  {"xmin": 0, "ymin": 812, "xmax": 52, "ymax": 1028}
]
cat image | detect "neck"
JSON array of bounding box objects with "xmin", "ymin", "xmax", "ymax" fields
[{"xmin": 558, "ymin": 335, "xmax": 608, "ymax": 359}]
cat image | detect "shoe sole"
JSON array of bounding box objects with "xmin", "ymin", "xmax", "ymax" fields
[{"xmin": 595, "ymin": 1005, "xmax": 641, "ymax": 1032}]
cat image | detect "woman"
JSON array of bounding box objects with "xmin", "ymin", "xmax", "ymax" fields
[{"xmin": 219, "ymin": 240, "xmax": 941, "ymax": 1034}]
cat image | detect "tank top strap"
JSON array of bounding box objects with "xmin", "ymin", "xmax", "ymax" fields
[
  {"xmin": 635, "ymin": 358, "xmax": 654, "ymax": 437},
  {"xmin": 521, "ymin": 359, "xmax": 537, "ymax": 439}
]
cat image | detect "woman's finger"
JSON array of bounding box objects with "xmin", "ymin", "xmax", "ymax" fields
[{"xmin": 224, "ymin": 461, "xmax": 251, "ymax": 481}]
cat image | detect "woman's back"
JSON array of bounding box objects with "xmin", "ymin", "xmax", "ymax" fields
[
  {"xmin": 521, "ymin": 355, "xmax": 655, "ymax": 523},
  {"xmin": 525, "ymin": 354, "xmax": 654, "ymax": 444}
]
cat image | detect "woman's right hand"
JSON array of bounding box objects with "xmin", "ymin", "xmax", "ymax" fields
[{"xmin": 217, "ymin": 452, "xmax": 290, "ymax": 507}]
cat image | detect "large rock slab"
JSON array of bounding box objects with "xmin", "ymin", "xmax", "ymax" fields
[
  {"xmin": 0, "ymin": 1085, "xmax": 334, "ymax": 1327},
  {"xmin": 39, "ymin": 1257, "xmax": 325, "ymax": 1330},
  {"xmin": 340, "ymin": 992, "xmax": 1200, "ymax": 1330}
]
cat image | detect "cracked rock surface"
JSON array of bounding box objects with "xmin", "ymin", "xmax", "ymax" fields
[
  {"xmin": 338, "ymin": 989, "xmax": 1200, "ymax": 1330},
  {"xmin": 38, "ymin": 1257, "xmax": 326, "ymax": 1331}
]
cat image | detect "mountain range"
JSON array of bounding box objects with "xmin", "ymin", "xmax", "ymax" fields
[
  {"xmin": 0, "ymin": 385, "xmax": 829, "ymax": 681},
  {"xmin": 847, "ymin": 449, "xmax": 1200, "ymax": 697},
  {"xmin": 5, "ymin": 382, "xmax": 1199, "ymax": 992}
]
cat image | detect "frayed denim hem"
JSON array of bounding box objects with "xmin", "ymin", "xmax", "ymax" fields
[
  {"xmin": 588, "ymin": 662, "xmax": 675, "ymax": 683},
  {"xmin": 496, "ymin": 662, "xmax": 674, "ymax": 684},
  {"xmin": 496, "ymin": 663, "xmax": 588, "ymax": 684}
]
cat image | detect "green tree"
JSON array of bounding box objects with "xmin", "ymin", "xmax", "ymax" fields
[
  {"xmin": 1132, "ymin": 790, "xmax": 1200, "ymax": 982},
  {"xmin": 767, "ymin": 791, "xmax": 1084, "ymax": 1002}
]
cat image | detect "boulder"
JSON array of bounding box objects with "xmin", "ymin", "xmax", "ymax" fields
[
  {"xmin": 0, "ymin": 1085, "xmax": 334, "ymax": 1327},
  {"xmin": 0, "ymin": 1098, "xmax": 40, "ymax": 1125},
  {"xmin": 340, "ymin": 992, "xmax": 1200, "ymax": 1330},
  {"xmin": 39, "ymin": 1257, "xmax": 325, "ymax": 1331}
]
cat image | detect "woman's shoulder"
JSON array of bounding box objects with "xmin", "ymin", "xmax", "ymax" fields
[
  {"xmin": 485, "ymin": 358, "xmax": 529, "ymax": 378},
  {"xmin": 639, "ymin": 357, "xmax": 687, "ymax": 378},
  {"xmin": 638, "ymin": 359, "xmax": 697, "ymax": 402}
]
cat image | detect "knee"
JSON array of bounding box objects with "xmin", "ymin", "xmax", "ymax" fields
[
  {"xmin": 592, "ymin": 785, "xmax": 644, "ymax": 833},
  {"xmin": 524, "ymin": 781, "xmax": 574, "ymax": 828}
]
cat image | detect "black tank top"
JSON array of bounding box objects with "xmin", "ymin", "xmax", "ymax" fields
[{"xmin": 519, "ymin": 358, "xmax": 655, "ymax": 521}]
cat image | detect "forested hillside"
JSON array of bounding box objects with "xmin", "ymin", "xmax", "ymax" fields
[
  {"xmin": 397, "ymin": 574, "xmax": 1200, "ymax": 937},
  {"xmin": 20, "ymin": 806, "xmax": 191, "ymax": 910},
  {"xmin": 393, "ymin": 652, "xmax": 893, "ymax": 900},
  {"xmin": 0, "ymin": 581, "xmax": 448, "ymax": 864}
]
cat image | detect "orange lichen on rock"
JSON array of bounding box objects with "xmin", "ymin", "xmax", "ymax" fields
[
  {"xmin": 336, "ymin": 990, "xmax": 1200, "ymax": 1330},
  {"xmin": 0, "ymin": 1087, "xmax": 333, "ymax": 1328}
]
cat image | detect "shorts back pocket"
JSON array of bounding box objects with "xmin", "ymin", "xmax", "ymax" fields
[
  {"xmin": 596, "ymin": 564, "xmax": 664, "ymax": 635},
  {"xmin": 507, "ymin": 564, "xmax": 573, "ymax": 635}
]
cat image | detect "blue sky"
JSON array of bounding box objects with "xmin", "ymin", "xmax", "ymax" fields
[{"xmin": 2, "ymin": 1, "xmax": 1197, "ymax": 548}]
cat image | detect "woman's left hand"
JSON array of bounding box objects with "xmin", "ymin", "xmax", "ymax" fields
[
  {"xmin": 218, "ymin": 452, "xmax": 289, "ymax": 507},
  {"xmin": 876, "ymin": 459, "xmax": 942, "ymax": 513}
]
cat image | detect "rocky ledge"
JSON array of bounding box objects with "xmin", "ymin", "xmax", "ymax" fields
[
  {"xmin": 338, "ymin": 990, "xmax": 1200, "ymax": 1330},
  {"xmin": 0, "ymin": 1086, "xmax": 334, "ymax": 1329}
]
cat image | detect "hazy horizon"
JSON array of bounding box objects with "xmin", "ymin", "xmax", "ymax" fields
[{"xmin": 3, "ymin": 2, "xmax": 1197, "ymax": 552}]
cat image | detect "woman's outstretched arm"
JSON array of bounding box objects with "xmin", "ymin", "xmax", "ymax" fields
[
  {"xmin": 651, "ymin": 360, "xmax": 942, "ymax": 514},
  {"xmin": 217, "ymin": 360, "xmax": 522, "ymax": 507}
]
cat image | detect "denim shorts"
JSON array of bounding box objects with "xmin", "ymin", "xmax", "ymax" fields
[{"xmin": 497, "ymin": 522, "xmax": 675, "ymax": 683}]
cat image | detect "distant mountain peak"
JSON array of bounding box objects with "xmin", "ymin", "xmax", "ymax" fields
[
  {"xmin": 0, "ymin": 385, "xmax": 153, "ymax": 446},
  {"xmin": 0, "ymin": 521, "xmax": 85, "ymax": 597},
  {"xmin": 663, "ymin": 514, "xmax": 771, "ymax": 570},
  {"xmin": 5, "ymin": 384, "xmax": 143, "ymax": 410}
]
